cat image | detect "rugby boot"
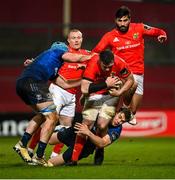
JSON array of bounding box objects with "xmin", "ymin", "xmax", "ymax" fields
[
  {"xmin": 13, "ymin": 141, "xmax": 32, "ymax": 163},
  {"xmin": 128, "ymin": 113, "xmax": 137, "ymax": 125},
  {"xmin": 32, "ymin": 154, "xmax": 53, "ymax": 167}
]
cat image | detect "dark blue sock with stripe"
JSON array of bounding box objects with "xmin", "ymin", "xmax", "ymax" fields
[
  {"xmin": 21, "ymin": 132, "xmax": 32, "ymax": 147},
  {"xmin": 36, "ymin": 141, "xmax": 47, "ymax": 158}
]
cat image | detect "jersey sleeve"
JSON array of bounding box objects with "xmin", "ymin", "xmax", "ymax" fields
[
  {"xmin": 83, "ymin": 56, "xmax": 98, "ymax": 82},
  {"xmin": 116, "ymin": 56, "xmax": 131, "ymax": 79},
  {"xmin": 92, "ymin": 33, "xmax": 110, "ymax": 53},
  {"xmin": 142, "ymin": 23, "xmax": 167, "ymax": 37},
  {"xmin": 107, "ymin": 125, "xmax": 122, "ymax": 143},
  {"xmin": 80, "ymin": 49, "xmax": 92, "ymax": 55}
]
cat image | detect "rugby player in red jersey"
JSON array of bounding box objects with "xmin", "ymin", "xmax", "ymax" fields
[
  {"xmin": 26, "ymin": 29, "xmax": 93, "ymax": 160},
  {"xmin": 92, "ymin": 6, "xmax": 167, "ymax": 123},
  {"xmin": 71, "ymin": 50, "xmax": 134, "ymax": 164},
  {"xmin": 49, "ymin": 29, "xmax": 92, "ymax": 158}
]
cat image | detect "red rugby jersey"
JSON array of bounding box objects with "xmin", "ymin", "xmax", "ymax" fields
[
  {"xmin": 93, "ymin": 23, "xmax": 167, "ymax": 74},
  {"xmin": 58, "ymin": 46, "xmax": 90, "ymax": 94},
  {"xmin": 83, "ymin": 54, "xmax": 131, "ymax": 95}
]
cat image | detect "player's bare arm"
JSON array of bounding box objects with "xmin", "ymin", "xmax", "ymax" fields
[
  {"xmin": 62, "ymin": 52, "xmax": 93, "ymax": 62},
  {"xmin": 143, "ymin": 24, "xmax": 167, "ymax": 43},
  {"xmin": 109, "ymin": 74, "xmax": 134, "ymax": 97},
  {"xmin": 74, "ymin": 123, "xmax": 111, "ymax": 148}
]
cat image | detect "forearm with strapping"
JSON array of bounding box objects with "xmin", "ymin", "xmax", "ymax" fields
[{"xmin": 88, "ymin": 81, "xmax": 108, "ymax": 94}]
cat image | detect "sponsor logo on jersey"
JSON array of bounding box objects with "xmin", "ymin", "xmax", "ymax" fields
[
  {"xmin": 68, "ymin": 64, "xmax": 77, "ymax": 69},
  {"xmin": 116, "ymin": 42, "xmax": 140, "ymax": 50},
  {"xmin": 113, "ymin": 37, "xmax": 119, "ymax": 42},
  {"xmin": 67, "ymin": 63, "xmax": 87, "ymax": 70},
  {"xmin": 122, "ymin": 111, "xmax": 167, "ymax": 137}
]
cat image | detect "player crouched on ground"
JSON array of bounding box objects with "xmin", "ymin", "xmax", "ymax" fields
[{"xmin": 47, "ymin": 107, "xmax": 133, "ymax": 166}]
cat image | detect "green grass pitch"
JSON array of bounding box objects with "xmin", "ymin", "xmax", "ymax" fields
[{"xmin": 0, "ymin": 136, "xmax": 175, "ymax": 179}]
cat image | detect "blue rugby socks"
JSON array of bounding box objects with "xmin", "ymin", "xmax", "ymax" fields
[
  {"xmin": 21, "ymin": 132, "xmax": 32, "ymax": 147},
  {"xmin": 36, "ymin": 141, "xmax": 47, "ymax": 158}
]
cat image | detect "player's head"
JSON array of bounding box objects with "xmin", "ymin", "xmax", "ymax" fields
[
  {"xmin": 115, "ymin": 6, "xmax": 131, "ymax": 33},
  {"xmin": 67, "ymin": 29, "xmax": 83, "ymax": 50},
  {"xmin": 111, "ymin": 107, "xmax": 132, "ymax": 126},
  {"xmin": 50, "ymin": 41, "xmax": 68, "ymax": 52},
  {"xmin": 99, "ymin": 50, "xmax": 114, "ymax": 72}
]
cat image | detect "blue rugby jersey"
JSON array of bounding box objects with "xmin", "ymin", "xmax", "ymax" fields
[
  {"xmin": 91, "ymin": 124, "xmax": 122, "ymax": 143},
  {"xmin": 107, "ymin": 124, "xmax": 122, "ymax": 143},
  {"xmin": 18, "ymin": 42, "xmax": 68, "ymax": 82}
]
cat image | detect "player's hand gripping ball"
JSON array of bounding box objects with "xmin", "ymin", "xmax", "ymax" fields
[{"xmin": 108, "ymin": 78, "xmax": 123, "ymax": 95}]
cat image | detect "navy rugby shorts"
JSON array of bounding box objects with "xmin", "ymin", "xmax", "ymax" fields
[{"xmin": 16, "ymin": 78, "xmax": 52, "ymax": 105}]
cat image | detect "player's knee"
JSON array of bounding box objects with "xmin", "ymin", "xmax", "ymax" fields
[
  {"xmin": 82, "ymin": 109, "xmax": 98, "ymax": 122},
  {"xmin": 48, "ymin": 137, "xmax": 57, "ymax": 145},
  {"xmin": 98, "ymin": 124, "xmax": 106, "ymax": 131},
  {"xmin": 97, "ymin": 120, "xmax": 108, "ymax": 131},
  {"xmin": 48, "ymin": 139, "xmax": 53, "ymax": 145}
]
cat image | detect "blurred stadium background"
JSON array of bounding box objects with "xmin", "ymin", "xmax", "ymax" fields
[{"xmin": 0, "ymin": 0, "xmax": 175, "ymax": 137}]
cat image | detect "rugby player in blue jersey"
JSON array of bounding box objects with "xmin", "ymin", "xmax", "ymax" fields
[
  {"xmin": 13, "ymin": 42, "xmax": 69, "ymax": 167},
  {"xmin": 47, "ymin": 107, "xmax": 132, "ymax": 166}
]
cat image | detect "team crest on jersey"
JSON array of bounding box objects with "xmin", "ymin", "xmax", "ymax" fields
[
  {"xmin": 113, "ymin": 37, "xmax": 119, "ymax": 42},
  {"xmin": 133, "ymin": 33, "xmax": 139, "ymax": 39},
  {"xmin": 111, "ymin": 131, "xmax": 118, "ymax": 141}
]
